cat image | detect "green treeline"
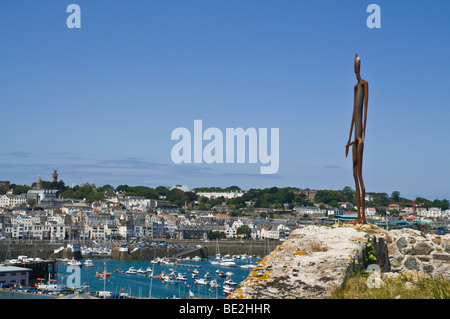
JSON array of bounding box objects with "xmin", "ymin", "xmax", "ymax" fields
[{"xmin": 4, "ymin": 182, "xmax": 449, "ymax": 211}]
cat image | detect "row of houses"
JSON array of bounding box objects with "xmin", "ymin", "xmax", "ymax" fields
[{"xmin": 0, "ymin": 199, "xmax": 295, "ymax": 241}]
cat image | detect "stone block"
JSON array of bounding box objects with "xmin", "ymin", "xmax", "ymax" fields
[{"xmin": 410, "ymin": 242, "xmax": 434, "ymax": 256}]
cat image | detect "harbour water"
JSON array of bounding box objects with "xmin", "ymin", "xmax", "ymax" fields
[{"xmin": 56, "ymin": 256, "xmax": 257, "ymax": 299}]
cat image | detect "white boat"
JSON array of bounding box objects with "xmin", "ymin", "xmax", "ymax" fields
[
  {"xmin": 192, "ymin": 256, "xmax": 201, "ymax": 261},
  {"xmin": 67, "ymin": 258, "xmax": 82, "ymax": 267},
  {"xmin": 146, "ymin": 267, "xmax": 153, "ymax": 273},
  {"xmin": 192, "ymin": 269, "xmax": 199, "ymax": 274},
  {"xmin": 223, "ymin": 285, "xmax": 234, "ymax": 295},
  {"xmin": 194, "ymin": 278, "xmax": 208, "ymax": 285},
  {"xmin": 137, "ymin": 268, "xmax": 147, "ymax": 274},
  {"xmin": 151, "ymin": 257, "xmax": 162, "ymax": 264},
  {"xmin": 224, "ymin": 279, "xmax": 238, "ymax": 286},
  {"xmin": 240, "ymin": 264, "xmax": 256, "ymax": 269},
  {"xmin": 61, "ymin": 258, "xmax": 71, "ymax": 262},
  {"xmin": 163, "ymin": 260, "xmax": 175, "ymax": 266},
  {"xmin": 204, "ymin": 272, "xmax": 212, "ymax": 279},
  {"xmin": 225, "ymin": 271, "xmax": 234, "ymax": 277},
  {"xmin": 176, "ymin": 273, "xmax": 188, "ymax": 281},
  {"xmin": 209, "ymin": 279, "xmax": 220, "ymax": 288},
  {"xmin": 222, "ymin": 254, "xmax": 235, "ymax": 262},
  {"xmin": 83, "ymin": 259, "xmax": 94, "ymax": 267},
  {"xmin": 220, "ymin": 254, "xmax": 236, "ymax": 266},
  {"xmin": 125, "ymin": 267, "xmax": 137, "ymax": 274},
  {"xmin": 219, "ymin": 260, "xmax": 236, "ymax": 267}
]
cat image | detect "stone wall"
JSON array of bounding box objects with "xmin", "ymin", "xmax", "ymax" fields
[
  {"xmin": 228, "ymin": 224, "xmax": 450, "ymax": 299},
  {"xmin": 386, "ymin": 228, "xmax": 450, "ymax": 278}
]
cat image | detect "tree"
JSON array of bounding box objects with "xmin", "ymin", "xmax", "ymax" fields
[
  {"xmin": 27, "ymin": 199, "xmax": 36, "ymax": 207},
  {"xmin": 13, "ymin": 185, "xmax": 32, "ymax": 195},
  {"xmin": 329, "ymin": 200, "xmax": 340, "ymax": 208},
  {"xmin": 166, "ymin": 188, "xmax": 189, "ymax": 206},
  {"xmin": 156, "ymin": 186, "xmax": 169, "ymax": 197},
  {"xmin": 237, "ymin": 225, "xmax": 251, "ymax": 239},
  {"xmin": 372, "ymin": 192, "xmax": 389, "ymax": 207},
  {"xmin": 391, "ymin": 191, "xmax": 400, "ymax": 202},
  {"xmin": 224, "ymin": 185, "xmax": 241, "ymax": 192}
]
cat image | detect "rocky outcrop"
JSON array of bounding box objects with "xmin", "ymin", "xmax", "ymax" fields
[{"xmin": 228, "ymin": 225, "xmax": 387, "ymax": 299}]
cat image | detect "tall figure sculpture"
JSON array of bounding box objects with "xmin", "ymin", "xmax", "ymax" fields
[{"xmin": 346, "ymin": 53, "xmax": 368, "ymax": 224}]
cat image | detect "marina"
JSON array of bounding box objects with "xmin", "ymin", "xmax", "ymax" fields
[
  {"xmin": 1, "ymin": 255, "xmax": 258, "ymax": 299},
  {"xmin": 57, "ymin": 255, "xmax": 257, "ymax": 299}
]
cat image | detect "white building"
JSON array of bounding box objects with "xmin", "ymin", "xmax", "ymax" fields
[
  {"xmin": 120, "ymin": 196, "xmax": 156, "ymax": 209},
  {"xmin": 232, "ymin": 219, "xmax": 244, "ymax": 229},
  {"xmin": 0, "ymin": 194, "xmax": 27, "ymax": 208},
  {"xmin": 294, "ymin": 206, "xmax": 327, "ymax": 217},
  {"xmin": 366, "ymin": 207, "xmax": 377, "ymax": 217},
  {"xmin": 118, "ymin": 225, "xmax": 133, "ymax": 239},
  {"xmin": 196, "ymin": 191, "xmax": 245, "ymax": 200},
  {"xmin": 171, "ymin": 185, "xmax": 190, "ymax": 192},
  {"xmin": 5, "ymin": 225, "xmax": 24, "ymax": 239},
  {"xmin": 260, "ymin": 227, "xmax": 280, "ymax": 240},
  {"xmin": 417, "ymin": 207, "xmax": 445, "ymax": 219},
  {"xmin": 225, "ymin": 226, "xmax": 237, "ymax": 238}
]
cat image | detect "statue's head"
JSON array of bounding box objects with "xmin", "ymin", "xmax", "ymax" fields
[
  {"xmin": 354, "ymin": 53, "xmax": 361, "ymax": 81},
  {"xmin": 354, "ymin": 53, "xmax": 360, "ymax": 75}
]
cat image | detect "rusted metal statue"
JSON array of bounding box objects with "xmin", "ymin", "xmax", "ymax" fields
[{"xmin": 346, "ymin": 53, "xmax": 368, "ymax": 224}]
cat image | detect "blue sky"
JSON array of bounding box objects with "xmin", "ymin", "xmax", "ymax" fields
[{"xmin": 1, "ymin": 1, "xmax": 450, "ymax": 200}]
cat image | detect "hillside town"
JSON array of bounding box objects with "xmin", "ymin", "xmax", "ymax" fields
[{"xmin": 0, "ymin": 171, "xmax": 449, "ymax": 243}]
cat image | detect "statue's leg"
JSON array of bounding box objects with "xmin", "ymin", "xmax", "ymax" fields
[
  {"xmin": 357, "ymin": 140, "xmax": 366, "ymax": 224},
  {"xmin": 352, "ymin": 143, "xmax": 361, "ymax": 223}
]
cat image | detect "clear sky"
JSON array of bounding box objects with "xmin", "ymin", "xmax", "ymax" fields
[{"xmin": 1, "ymin": 0, "xmax": 449, "ymax": 200}]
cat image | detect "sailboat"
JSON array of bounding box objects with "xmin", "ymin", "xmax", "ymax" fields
[
  {"xmin": 210, "ymin": 238, "xmax": 221, "ymax": 265},
  {"xmin": 96, "ymin": 262, "xmax": 111, "ymax": 278}
]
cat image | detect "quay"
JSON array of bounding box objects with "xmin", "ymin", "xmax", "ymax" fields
[{"xmin": 3, "ymin": 260, "xmax": 58, "ymax": 282}]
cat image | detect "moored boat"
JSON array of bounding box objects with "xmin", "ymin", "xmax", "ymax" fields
[
  {"xmin": 83, "ymin": 259, "xmax": 94, "ymax": 267},
  {"xmin": 125, "ymin": 267, "xmax": 137, "ymax": 274},
  {"xmin": 96, "ymin": 271, "xmax": 111, "ymax": 278}
]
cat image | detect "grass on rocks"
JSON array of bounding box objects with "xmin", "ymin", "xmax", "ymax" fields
[{"xmin": 330, "ymin": 271, "xmax": 450, "ymax": 299}]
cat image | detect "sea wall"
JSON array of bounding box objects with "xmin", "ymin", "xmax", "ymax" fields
[
  {"xmin": 0, "ymin": 241, "xmax": 64, "ymax": 261},
  {"xmin": 110, "ymin": 240, "xmax": 274, "ymax": 261}
]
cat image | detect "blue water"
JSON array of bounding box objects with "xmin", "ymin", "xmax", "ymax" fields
[{"xmin": 56, "ymin": 257, "xmax": 256, "ymax": 299}]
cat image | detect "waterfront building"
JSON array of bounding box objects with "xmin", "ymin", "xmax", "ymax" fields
[
  {"xmin": 0, "ymin": 264, "xmax": 32, "ymax": 287},
  {"xmin": 260, "ymin": 227, "xmax": 280, "ymax": 240},
  {"xmin": 225, "ymin": 226, "xmax": 237, "ymax": 239}
]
